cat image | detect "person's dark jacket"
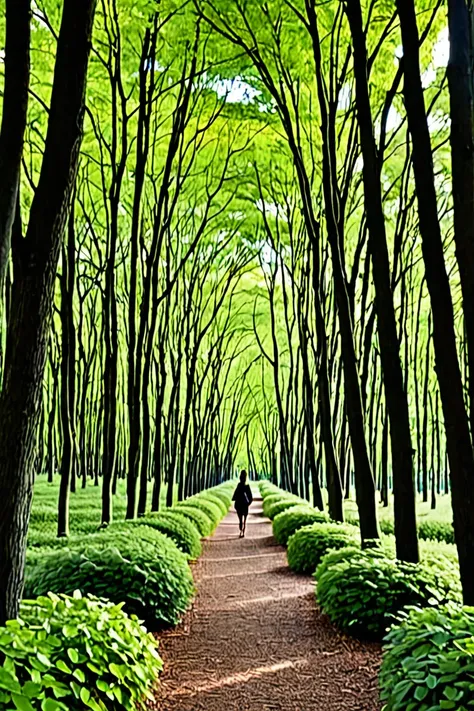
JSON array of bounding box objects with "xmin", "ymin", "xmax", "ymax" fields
[{"xmin": 232, "ymin": 482, "xmax": 253, "ymax": 512}]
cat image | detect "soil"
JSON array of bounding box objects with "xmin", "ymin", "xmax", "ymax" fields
[{"xmin": 151, "ymin": 494, "xmax": 382, "ymax": 711}]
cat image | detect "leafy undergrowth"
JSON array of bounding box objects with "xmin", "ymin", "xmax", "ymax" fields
[
  {"xmin": 0, "ymin": 592, "xmax": 162, "ymax": 711},
  {"xmin": 18, "ymin": 480, "xmax": 234, "ymax": 710},
  {"xmin": 380, "ymin": 604, "xmax": 474, "ymax": 711},
  {"xmin": 315, "ymin": 546, "xmax": 461, "ymax": 640},
  {"xmin": 287, "ymin": 522, "xmax": 358, "ymax": 574},
  {"xmin": 272, "ymin": 506, "xmax": 330, "ymax": 546},
  {"xmin": 25, "ymin": 530, "xmax": 195, "ymax": 629}
]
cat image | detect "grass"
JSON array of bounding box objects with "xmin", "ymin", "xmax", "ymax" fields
[
  {"xmin": 29, "ymin": 475, "xmax": 169, "ymax": 540},
  {"xmin": 306, "ymin": 487, "xmax": 454, "ymax": 524}
]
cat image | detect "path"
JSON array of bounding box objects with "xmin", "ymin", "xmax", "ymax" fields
[{"xmin": 152, "ymin": 494, "xmax": 381, "ymax": 711}]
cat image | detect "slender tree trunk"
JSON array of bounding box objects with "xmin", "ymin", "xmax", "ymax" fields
[
  {"xmin": 0, "ymin": 0, "xmax": 96, "ymax": 623},
  {"xmin": 346, "ymin": 0, "xmax": 418, "ymax": 562},
  {"xmin": 397, "ymin": 0, "xmax": 474, "ymax": 603}
]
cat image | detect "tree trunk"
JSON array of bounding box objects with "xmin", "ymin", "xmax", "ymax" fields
[
  {"xmin": 397, "ymin": 0, "xmax": 474, "ymax": 603},
  {"xmin": 306, "ymin": 0, "xmax": 379, "ymax": 544},
  {"xmin": 58, "ymin": 207, "xmax": 78, "ymax": 536},
  {"xmin": 447, "ymin": 0, "xmax": 474, "ymax": 436},
  {"xmin": 346, "ymin": 0, "xmax": 418, "ymax": 562},
  {"xmin": 0, "ymin": 0, "xmax": 31, "ymax": 289},
  {"xmin": 0, "ymin": 0, "xmax": 96, "ymax": 624}
]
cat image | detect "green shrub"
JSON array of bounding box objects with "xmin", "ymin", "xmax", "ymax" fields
[
  {"xmin": 176, "ymin": 499, "xmax": 221, "ymax": 528},
  {"xmin": 262, "ymin": 493, "xmax": 287, "ymax": 515},
  {"xmin": 24, "ymin": 532, "xmax": 194, "ymax": 628},
  {"xmin": 273, "ymin": 506, "xmax": 329, "ymax": 545},
  {"xmin": 0, "ymin": 591, "xmax": 161, "ymax": 711},
  {"xmin": 259, "ymin": 482, "xmax": 281, "ymax": 499},
  {"xmin": 287, "ymin": 523, "xmax": 357, "ymax": 574},
  {"xmin": 266, "ymin": 498, "xmax": 308, "ymax": 520},
  {"xmin": 205, "ymin": 490, "xmax": 231, "ymax": 509},
  {"xmin": 129, "ymin": 513, "xmax": 202, "ymax": 559},
  {"xmin": 171, "ymin": 505, "xmax": 213, "ymax": 536},
  {"xmin": 418, "ymin": 519, "xmax": 455, "ymax": 545},
  {"xmin": 197, "ymin": 492, "xmax": 228, "ymax": 517},
  {"xmin": 315, "ymin": 547, "xmax": 459, "ymax": 640},
  {"xmin": 380, "ymin": 604, "xmax": 474, "ymax": 711}
]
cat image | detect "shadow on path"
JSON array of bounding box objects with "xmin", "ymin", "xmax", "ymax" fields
[{"xmin": 151, "ymin": 493, "xmax": 381, "ymax": 711}]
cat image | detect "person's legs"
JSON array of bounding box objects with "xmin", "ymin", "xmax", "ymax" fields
[
  {"xmin": 242, "ymin": 514, "xmax": 247, "ymax": 536},
  {"xmin": 237, "ymin": 510, "xmax": 243, "ymax": 535}
]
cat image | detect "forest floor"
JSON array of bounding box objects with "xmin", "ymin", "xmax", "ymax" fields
[{"xmin": 151, "ymin": 494, "xmax": 382, "ymax": 711}]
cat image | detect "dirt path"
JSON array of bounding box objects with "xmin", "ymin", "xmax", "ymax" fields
[{"xmin": 152, "ymin": 494, "xmax": 382, "ymax": 711}]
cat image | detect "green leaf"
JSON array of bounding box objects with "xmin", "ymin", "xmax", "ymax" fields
[
  {"xmin": 11, "ymin": 693, "xmax": 35, "ymax": 711},
  {"xmin": 23, "ymin": 681, "xmax": 42, "ymax": 698},
  {"xmin": 66, "ymin": 648, "xmax": 79, "ymax": 664},
  {"xmin": 414, "ymin": 685, "xmax": 429, "ymax": 701},
  {"xmin": 55, "ymin": 660, "xmax": 72, "ymax": 675},
  {"xmin": 0, "ymin": 668, "xmax": 21, "ymax": 694}
]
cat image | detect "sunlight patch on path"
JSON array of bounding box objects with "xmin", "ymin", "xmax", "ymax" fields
[{"xmin": 168, "ymin": 658, "xmax": 310, "ymax": 698}]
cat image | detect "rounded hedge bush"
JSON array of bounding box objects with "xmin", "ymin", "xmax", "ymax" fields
[
  {"xmin": 24, "ymin": 532, "xmax": 194, "ymax": 628},
  {"xmin": 0, "ymin": 591, "xmax": 162, "ymax": 711},
  {"xmin": 380, "ymin": 604, "xmax": 474, "ymax": 711},
  {"xmin": 206, "ymin": 490, "xmax": 232, "ymax": 509},
  {"xmin": 315, "ymin": 547, "xmax": 458, "ymax": 639},
  {"xmin": 176, "ymin": 498, "xmax": 222, "ymax": 528},
  {"xmin": 287, "ymin": 522, "xmax": 357, "ymax": 574},
  {"xmin": 198, "ymin": 492, "xmax": 228, "ymax": 517},
  {"xmin": 273, "ymin": 506, "xmax": 329, "ymax": 545},
  {"xmin": 125, "ymin": 513, "xmax": 202, "ymax": 559},
  {"xmin": 170, "ymin": 505, "xmax": 213, "ymax": 536},
  {"xmin": 259, "ymin": 482, "xmax": 280, "ymax": 499},
  {"xmin": 262, "ymin": 493, "xmax": 287, "ymax": 515},
  {"xmin": 266, "ymin": 498, "xmax": 308, "ymax": 520}
]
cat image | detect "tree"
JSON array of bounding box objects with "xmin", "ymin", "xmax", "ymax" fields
[
  {"xmin": 0, "ymin": 0, "xmax": 97, "ymax": 623},
  {"xmin": 397, "ymin": 0, "xmax": 474, "ymax": 603},
  {"xmin": 0, "ymin": 0, "xmax": 31, "ymax": 292},
  {"xmin": 345, "ymin": 0, "xmax": 419, "ymax": 563}
]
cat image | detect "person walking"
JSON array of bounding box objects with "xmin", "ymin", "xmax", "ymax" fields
[{"xmin": 232, "ymin": 470, "xmax": 253, "ymax": 538}]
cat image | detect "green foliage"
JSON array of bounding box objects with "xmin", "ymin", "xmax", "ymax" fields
[
  {"xmin": 259, "ymin": 482, "xmax": 281, "ymax": 499},
  {"xmin": 286, "ymin": 523, "xmax": 357, "ymax": 574},
  {"xmin": 115, "ymin": 514, "xmax": 202, "ymax": 559},
  {"xmin": 418, "ymin": 520, "xmax": 455, "ymax": 545},
  {"xmin": 266, "ymin": 498, "xmax": 308, "ymax": 520},
  {"xmin": 343, "ymin": 511, "xmax": 455, "ymax": 544},
  {"xmin": 205, "ymin": 490, "xmax": 232, "ymax": 509},
  {"xmin": 272, "ymin": 506, "xmax": 330, "ymax": 545},
  {"xmin": 29, "ymin": 506, "xmax": 58, "ymax": 526},
  {"xmin": 261, "ymin": 493, "xmax": 286, "ymax": 515},
  {"xmin": 171, "ymin": 505, "xmax": 213, "ymax": 536},
  {"xmin": 315, "ymin": 547, "xmax": 459, "ymax": 640},
  {"xmin": 24, "ymin": 532, "xmax": 194, "ymax": 628},
  {"xmin": 27, "ymin": 531, "xmax": 69, "ymax": 550},
  {"xmin": 380, "ymin": 604, "xmax": 474, "ymax": 711},
  {"xmin": 379, "ymin": 519, "xmax": 395, "ymax": 536},
  {"xmin": 0, "ymin": 591, "xmax": 162, "ymax": 711},
  {"xmin": 176, "ymin": 498, "xmax": 221, "ymax": 528},
  {"xmin": 197, "ymin": 492, "xmax": 229, "ymax": 516}
]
